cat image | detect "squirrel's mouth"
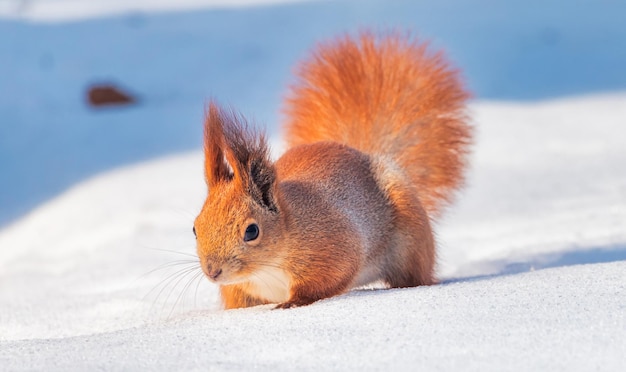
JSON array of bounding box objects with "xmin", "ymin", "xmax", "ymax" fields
[
  {"xmin": 200, "ymin": 255, "xmax": 252, "ymax": 284},
  {"xmin": 202, "ymin": 266, "xmax": 248, "ymax": 285},
  {"xmin": 207, "ymin": 275, "xmax": 248, "ymax": 286}
]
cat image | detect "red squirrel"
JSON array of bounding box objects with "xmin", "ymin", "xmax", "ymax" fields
[{"xmin": 194, "ymin": 32, "xmax": 472, "ymax": 309}]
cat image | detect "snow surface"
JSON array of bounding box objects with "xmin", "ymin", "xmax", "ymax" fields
[{"xmin": 1, "ymin": 0, "xmax": 626, "ymax": 370}]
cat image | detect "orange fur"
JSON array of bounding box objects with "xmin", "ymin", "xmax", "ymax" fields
[
  {"xmin": 284, "ymin": 31, "xmax": 472, "ymax": 216},
  {"xmin": 195, "ymin": 32, "xmax": 472, "ymax": 309}
]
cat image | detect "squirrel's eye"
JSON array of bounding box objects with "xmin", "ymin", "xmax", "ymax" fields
[
  {"xmin": 243, "ymin": 223, "xmax": 259, "ymax": 242},
  {"xmin": 192, "ymin": 226, "xmax": 197, "ymax": 238}
]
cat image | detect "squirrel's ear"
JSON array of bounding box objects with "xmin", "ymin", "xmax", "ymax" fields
[
  {"xmin": 248, "ymin": 156, "xmax": 278, "ymax": 213},
  {"xmin": 204, "ymin": 103, "xmax": 232, "ymax": 187},
  {"xmin": 215, "ymin": 105, "xmax": 278, "ymax": 213}
]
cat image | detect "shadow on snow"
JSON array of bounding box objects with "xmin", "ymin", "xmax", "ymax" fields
[{"xmin": 442, "ymin": 244, "xmax": 626, "ymax": 284}]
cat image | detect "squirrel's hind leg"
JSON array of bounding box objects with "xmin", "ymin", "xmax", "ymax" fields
[{"xmin": 382, "ymin": 189, "xmax": 437, "ymax": 288}]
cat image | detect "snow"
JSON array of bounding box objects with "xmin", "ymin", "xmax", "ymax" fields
[
  {"xmin": 1, "ymin": 0, "xmax": 626, "ymax": 370},
  {"xmin": 2, "ymin": 263, "xmax": 625, "ymax": 371},
  {"xmin": 0, "ymin": 0, "xmax": 310, "ymax": 22},
  {"xmin": 439, "ymin": 95, "xmax": 626, "ymax": 278}
]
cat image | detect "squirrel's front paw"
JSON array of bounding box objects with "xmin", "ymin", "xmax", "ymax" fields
[
  {"xmin": 274, "ymin": 297, "xmax": 317, "ymax": 309},
  {"xmin": 274, "ymin": 302, "xmax": 298, "ymax": 309}
]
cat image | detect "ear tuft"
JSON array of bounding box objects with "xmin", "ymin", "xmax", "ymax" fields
[
  {"xmin": 210, "ymin": 103, "xmax": 278, "ymax": 213},
  {"xmin": 204, "ymin": 102, "xmax": 232, "ymax": 186}
]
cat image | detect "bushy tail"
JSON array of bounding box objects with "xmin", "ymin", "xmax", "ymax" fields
[{"xmin": 282, "ymin": 31, "xmax": 472, "ymax": 216}]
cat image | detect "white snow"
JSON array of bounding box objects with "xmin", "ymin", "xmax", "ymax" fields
[
  {"xmin": 0, "ymin": 0, "xmax": 310, "ymax": 22},
  {"xmin": 1, "ymin": 0, "xmax": 626, "ymax": 370}
]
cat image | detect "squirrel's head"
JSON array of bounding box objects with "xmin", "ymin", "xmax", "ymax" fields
[{"xmin": 194, "ymin": 103, "xmax": 283, "ymax": 285}]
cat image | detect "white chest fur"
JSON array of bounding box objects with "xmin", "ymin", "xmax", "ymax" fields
[{"xmin": 247, "ymin": 266, "xmax": 292, "ymax": 303}]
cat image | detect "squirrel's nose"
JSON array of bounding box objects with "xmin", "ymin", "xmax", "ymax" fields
[{"xmin": 206, "ymin": 264, "xmax": 223, "ymax": 280}]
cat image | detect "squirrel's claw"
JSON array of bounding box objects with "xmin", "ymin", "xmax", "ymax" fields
[
  {"xmin": 274, "ymin": 302, "xmax": 297, "ymax": 309},
  {"xmin": 274, "ymin": 296, "xmax": 317, "ymax": 309}
]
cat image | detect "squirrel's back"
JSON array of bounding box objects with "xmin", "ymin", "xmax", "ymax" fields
[{"xmin": 283, "ymin": 32, "xmax": 472, "ymax": 216}]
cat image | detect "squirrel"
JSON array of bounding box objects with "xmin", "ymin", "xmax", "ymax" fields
[{"xmin": 193, "ymin": 31, "xmax": 472, "ymax": 309}]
